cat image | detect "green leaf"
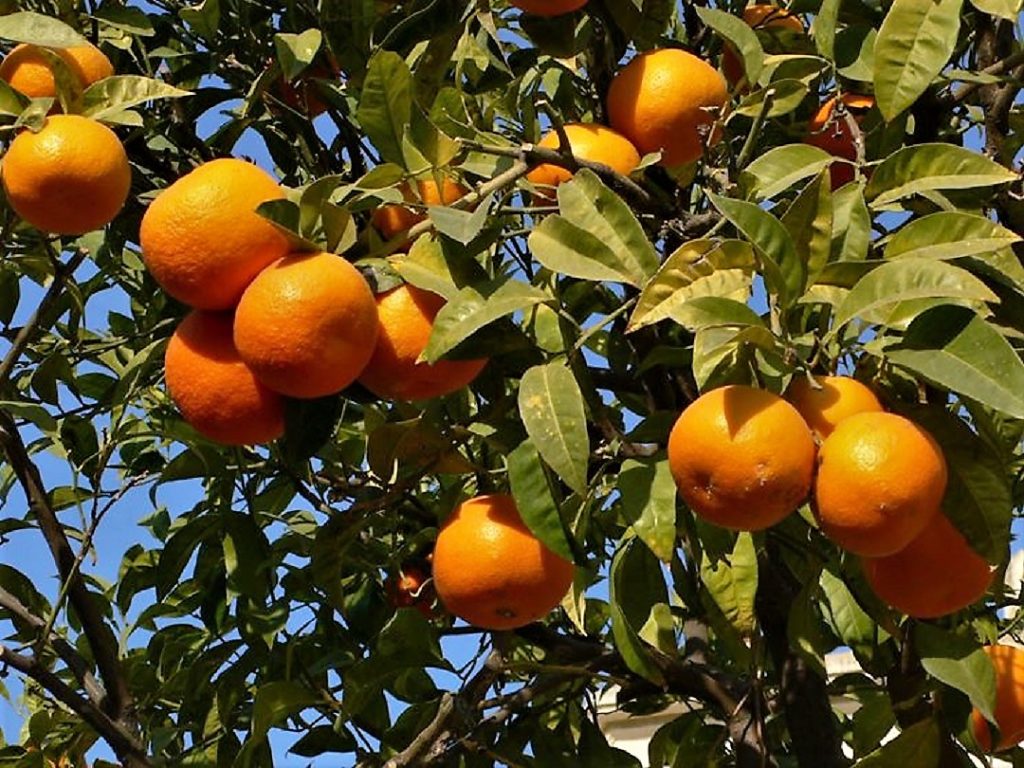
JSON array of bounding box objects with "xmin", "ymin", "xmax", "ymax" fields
[
  {"xmin": 529, "ymin": 170, "xmax": 658, "ymax": 288},
  {"xmin": 741, "ymin": 144, "xmax": 834, "ymax": 201},
  {"xmin": 787, "ymin": 574, "xmax": 827, "ymax": 676},
  {"xmin": 832, "ymin": 259, "xmax": 998, "ymax": 331},
  {"xmin": 617, "ymin": 457, "xmax": 677, "ymax": 563},
  {"xmin": 222, "ymin": 512, "xmax": 272, "ymax": 600},
  {"xmin": 180, "ymin": 0, "xmax": 219, "ymax": 41},
  {"xmin": 813, "ymin": 0, "xmax": 840, "ymax": 59},
  {"xmin": 609, "ymin": 538, "xmax": 667, "ymax": 685},
  {"xmin": 0, "ymin": 79, "xmax": 28, "ymax": 116},
  {"xmin": 708, "ymin": 192, "xmax": 802, "ymax": 306},
  {"xmin": 427, "ymin": 194, "xmax": 491, "ymax": 245},
  {"xmin": 887, "ymin": 306, "xmax": 1024, "ymax": 420},
  {"xmin": 914, "ymin": 623, "xmax": 996, "ymax": 722},
  {"xmin": 873, "ymin": 0, "xmax": 962, "ymax": 121},
  {"xmin": 855, "ymin": 719, "xmax": 941, "ymax": 767},
  {"xmin": 819, "ymin": 568, "xmax": 877, "ymax": 661},
  {"xmin": 421, "ymin": 277, "xmax": 550, "ymax": 362},
  {"xmin": 250, "ymin": 680, "xmax": 318, "ymax": 743},
  {"xmin": 830, "ymin": 183, "xmax": 871, "ymax": 263},
  {"xmin": 507, "ymin": 441, "xmax": 576, "ymax": 563},
  {"xmin": 0, "ymin": 12, "xmax": 87, "ymax": 47},
  {"xmin": 884, "ymin": 212, "xmax": 1024, "ymax": 289},
  {"xmin": 695, "ymin": 7, "xmax": 764, "ymax": 85},
  {"xmin": 733, "ymin": 79, "xmax": 810, "ymax": 119},
  {"xmin": 82, "ymin": 76, "xmax": 191, "ymax": 122},
  {"xmin": 274, "ymin": 29, "xmax": 322, "ymax": 81},
  {"xmin": 518, "ymin": 361, "xmax": 589, "ymax": 496},
  {"xmin": 628, "ymin": 239, "xmax": 756, "ymax": 332},
  {"xmin": 902, "ymin": 404, "xmax": 1011, "ymax": 564},
  {"xmin": 835, "ymin": 25, "xmax": 877, "ymax": 81},
  {"xmin": 700, "ymin": 533, "xmax": 758, "ymax": 635},
  {"xmin": 866, "ymin": 144, "xmax": 1018, "ymax": 208},
  {"xmin": 781, "ymin": 172, "xmax": 833, "ymax": 284},
  {"xmin": 967, "ymin": 0, "xmax": 1022, "ymax": 20},
  {"xmin": 356, "ymin": 51, "xmax": 413, "ymax": 166}
]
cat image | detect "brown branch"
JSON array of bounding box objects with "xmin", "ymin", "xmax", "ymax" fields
[
  {"xmin": 0, "ymin": 644, "xmax": 149, "ymax": 766},
  {"xmin": 945, "ymin": 47, "xmax": 1024, "ymax": 107},
  {"xmin": 383, "ymin": 693, "xmax": 454, "ymax": 768},
  {"xmin": 0, "ymin": 248, "xmax": 88, "ymax": 392},
  {"xmin": 0, "ymin": 409, "xmax": 132, "ymax": 718},
  {"xmin": 0, "ymin": 585, "xmax": 105, "ymax": 705},
  {"xmin": 458, "ymin": 139, "xmax": 668, "ymax": 214}
]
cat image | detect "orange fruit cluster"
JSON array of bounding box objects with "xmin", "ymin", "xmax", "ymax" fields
[
  {"xmin": 371, "ymin": 177, "xmax": 470, "ymax": 242},
  {"xmin": 433, "ymin": 494, "xmax": 574, "ymax": 630},
  {"xmin": 668, "ymin": 376, "xmax": 991, "ymax": 619},
  {"xmin": 0, "ymin": 44, "xmax": 128, "ymax": 236},
  {"xmin": 143, "ymin": 159, "xmax": 488, "ymax": 446}
]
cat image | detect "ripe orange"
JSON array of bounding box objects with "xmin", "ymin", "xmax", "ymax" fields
[
  {"xmin": 164, "ymin": 311, "xmax": 285, "ymax": 446},
  {"xmin": 371, "ymin": 177, "xmax": 470, "ymax": 240},
  {"xmin": 785, "ymin": 374, "xmax": 883, "ymax": 441},
  {"xmin": 0, "ymin": 42, "xmax": 113, "ymax": 98},
  {"xmin": 233, "ymin": 251, "xmax": 379, "ymax": 399},
  {"xmin": 526, "ymin": 123, "xmax": 641, "ymax": 199},
  {"xmin": 722, "ymin": 5, "xmax": 805, "ymax": 86},
  {"xmin": 140, "ymin": 158, "xmax": 290, "ymax": 310},
  {"xmin": 805, "ymin": 93, "xmax": 875, "ymax": 189},
  {"xmin": 1, "ymin": 114, "xmax": 130, "ymax": 235},
  {"xmin": 972, "ymin": 645, "xmax": 1024, "ymax": 752},
  {"xmin": 607, "ymin": 48, "xmax": 728, "ymax": 168},
  {"xmin": 814, "ymin": 411, "xmax": 946, "ymax": 557},
  {"xmin": 862, "ymin": 512, "xmax": 992, "ymax": 618},
  {"xmin": 358, "ymin": 283, "xmax": 487, "ymax": 401},
  {"xmin": 507, "ymin": 0, "xmax": 587, "ymax": 15},
  {"xmin": 433, "ymin": 494, "xmax": 575, "ymax": 630},
  {"xmin": 667, "ymin": 385, "xmax": 816, "ymax": 531}
]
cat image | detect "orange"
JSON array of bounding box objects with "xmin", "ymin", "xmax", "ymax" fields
[
  {"xmin": 805, "ymin": 93, "xmax": 875, "ymax": 189},
  {"xmin": 862, "ymin": 512, "xmax": 992, "ymax": 618},
  {"xmin": 814, "ymin": 412, "xmax": 946, "ymax": 557},
  {"xmin": 972, "ymin": 645, "xmax": 1024, "ymax": 752},
  {"xmin": 1, "ymin": 114, "xmax": 130, "ymax": 235},
  {"xmin": 385, "ymin": 563, "xmax": 437, "ymax": 619},
  {"xmin": 433, "ymin": 494, "xmax": 574, "ymax": 630},
  {"xmin": 786, "ymin": 374, "xmax": 883, "ymax": 441},
  {"xmin": 607, "ymin": 48, "xmax": 728, "ymax": 168},
  {"xmin": 371, "ymin": 177, "xmax": 470, "ymax": 240},
  {"xmin": 526, "ymin": 123, "xmax": 641, "ymax": 199},
  {"xmin": 164, "ymin": 311, "xmax": 285, "ymax": 446},
  {"xmin": 233, "ymin": 251, "xmax": 379, "ymax": 399},
  {"xmin": 358, "ymin": 283, "xmax": 487, "ymax": 401},
  {"xmin": 140, "ymin": 158, "xmax": 290, "ymax": 310},
  {"xmin": 507, "ymin": 0, "xmax": 587, "ymax": 15},
  {"xmin": 722, "ymin": 5, "xmax": 805, "ymax": 86},
  {"xmin": 667, "ymin": 385, "xmax": 816, "ymax": 531},
  {"xmin": 0, "ymin": 42, "xmax": 113, "ymax": 99}
]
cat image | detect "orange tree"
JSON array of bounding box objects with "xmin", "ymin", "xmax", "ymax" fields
[{"xmin": 0, "ymin": 0, "xmax": 1022, "ymax": 766}]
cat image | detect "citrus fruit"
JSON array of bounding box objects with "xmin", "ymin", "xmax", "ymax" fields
[
  {"xmin": 607, "ymin": 48, "xmax": 728, "ymax": 168},
  {"xmin": 1, "ymin": 114, "xmax": 130, "ymax": 235},
  {"xmin": 814, "ymin": 411, "xmax": 947, "ymax": 557},
  {"xmin": 0, "ymin": 42, "xmax": 113, "ymax": 99},
  {"xmin": 357, "ymin": 283, "xmax": 487, "ymax": 401},
  {"xmin": 272, "ymin": 59, "xmax": 340, "ymax": 117},
  {"xmin": 433, "ymin": 494, "xmax": 575, "ymax": 630},
  {"xmin": 786, "ymin": 374, "xmax": 883, "ymax": 441},
  {"xmin": 385, "ymin": 563, "xmax": 437, "ymax": 619},
  {"xmin": 233, "ymin": 251, "xmax": 379, "ymax": 399},
  {"xmin": 526, "ymin": 123, "xmax": 641, "ymax": 199},
  {"xmin": 805, "ymin": 93, "xmax": 875, "ymax": 189},
  {"xmin": 722, "ymin": 5, "xmax": 805, "ymax": 86},
  {"xmin": 667, "ymin": 385, "xmax": 816, "ymax": 531},
  {"xmin": 371, "ymin": 177, "xmax": 470, "ymax": 240},
  {"xmin": 972, "ymin": 645, "xmax": 1024, "ymax": 752},
  {"xmin": 862, "ymin": 512, "xmax": 992, "ymax": 618},
  {"xmin": 140, "ymin": 158, "xmax": 290, "ymax": 310},
  {"xmin": 507, "ymin": 0, "xmax": 587, "ymax": 15},
  {"xmin": 164, "ymin": 311, "xmax": 285, "ymax": 446}
]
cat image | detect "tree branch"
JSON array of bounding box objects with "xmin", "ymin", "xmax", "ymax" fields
[
  {"xmin": 0, "ymin": 585, "xmax": 105, "ymax": 706},
  {"xmin": 0, "ymin": 409, "xmax": 132, "ymax": 719},
  {"xmin": 0, "ymin": 644, "xmax": 149, "ymax": 766}
]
